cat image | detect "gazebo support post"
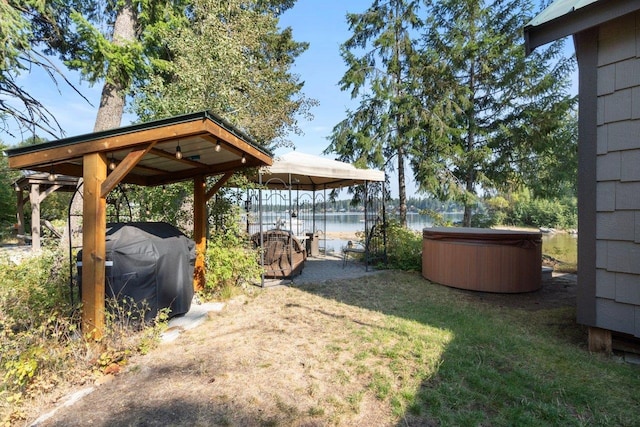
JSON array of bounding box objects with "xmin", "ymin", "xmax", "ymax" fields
[
  {"xmin": 16, "ymin": 188, "xmax": 26, "ymax": 244},
  {"xmin": 29, "ymin": 183, "xmax": 41, "ymax": 251},
  {"xmin": 81, "ymin": 153, "xmax": 107, "ymax": 339},
  {"xmin": 193, "ymin": 175, "xmax": 207, "ymax": 292}
]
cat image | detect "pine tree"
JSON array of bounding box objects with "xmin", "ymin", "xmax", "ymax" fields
[
  {"xmin": 413, "ymin": 0, "xmax": 576, "ymax": 226},
  {"xmin": 327, "ymin": 0, "xmax": 424, "ymax": 227}
]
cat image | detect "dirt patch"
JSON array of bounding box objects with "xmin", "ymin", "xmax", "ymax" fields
[
  {"xmin": 27, "ymin": 270, "xmax": 577, "ymax": 426},
  {"xmin": 457, "ymin": 272, "xmax": 577, "ymax": 311}
]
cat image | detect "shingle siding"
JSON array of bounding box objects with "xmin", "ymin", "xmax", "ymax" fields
[
  {"xmin": 615, "ymin": 272, "xmax": 640, "ymax": 305},
  {"xmin": 596, "ymin": 211, "xmax": 634, "ymax": 240},
  {"xmin": 595, "ymin": 298, "xmax": 636, "ymax": 335},
  {"xmin": 604, "ymin": 88, "xmax": 633, "ymax": 122},
  {"xmin": 621, "ymin": 149, "xmax": 640, "ymax": 181},
  {"xmin": 595, "ymin": 12, "xmax": 640, "ymax": 337}
]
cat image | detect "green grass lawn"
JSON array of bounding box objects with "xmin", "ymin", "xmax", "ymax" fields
[{"xmin": 300, "ymin": 271, "xmax": 640, "ymax": 426}]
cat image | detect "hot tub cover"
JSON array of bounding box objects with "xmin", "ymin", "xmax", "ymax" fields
[{"xmin": 104, "ymin": 222, "xmax": 195, "ymax": 320}]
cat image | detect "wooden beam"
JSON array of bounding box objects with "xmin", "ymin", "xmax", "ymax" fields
[
  {"xmin": 205, "ymin": 171, "xmax": 234, "ymax": 201},
  {"xmin": 16, "ymin": 189, "xmax": 25, "ymax": 244},
  {"xmin": 8, "ymin": 123, "xmax": 210, "ymax": 169},
  {"xmin": 81, "ymin": 153, "xmax": 107, "ymax": 339},
  {"xmin": 149, "ymin": 160, "xmax": 254, "ymax": 187},
  {"xmin": 149, "ymin": 147, "xmax": 207, "ymax": 168},
  {"xmin": 101, "ymin": 143, "xmax": 156, "ymax": 197},
  {"xmin": 202, "ymin": 122, "xmax": 272, "ymax": 166},
  {"xmin": 588, "ymin": 327, "xmax": 612, "ymax": 354},
  {"xmin": 38, "ymin": 184, "xmax": 62, "ymax": 203},
  {"xmin": 193, "ymin": 176, "xmax": 207, "ymax": 293},
  {"xmin": 29, "ymin": 184, "xmax": 41, "ymax": 252}
]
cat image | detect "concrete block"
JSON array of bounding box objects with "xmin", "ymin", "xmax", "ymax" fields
[
  {"xmin": 596, "ymin": 268, "xmax": 616, "ymax": 299},
  {"xmin": 596, "ymin": 152, "xmax": 621, "ymax": 181},
  {"xmin": 615, "ymin": 272, "xmax": 640, "ymax": 305},
  {"xmin": 607, "ymin": 120, "xmax": 640, "ymax": 152},
  {"xmin": 596, "ymin": 211, "xmax": 635, "ymax": 240},
  {"xmin": 615, "ymin": 59, "xmax": 640, "ymax": 90},
  {"xmin": 603, "ymin": 89, "xmax": 633, "ymax": 123},
  {"xmin": 596, "ymin": 181, "xmax": 615, "ymax": 212},
  {"xmin": 621, "ymin": 149, "xmax": 640, "ymax": 181}
]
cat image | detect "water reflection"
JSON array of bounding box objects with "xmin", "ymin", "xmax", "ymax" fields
[{"xmin": 315, "ymin": 213, "xmax": 577, "ymax": 264}]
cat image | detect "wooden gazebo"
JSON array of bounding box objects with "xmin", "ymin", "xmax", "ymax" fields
[
  {"xmin": 13, "ymin": 172, "xmax": 80, "ymax": 251},
  {"xmin": 5, "ymin": 111, "xmax": 272, "ymax": 337}
]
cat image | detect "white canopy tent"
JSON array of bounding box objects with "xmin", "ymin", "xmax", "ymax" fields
[
  {"xmin": 246, "ymin": 151, "xmax": 386, "ymax": 284},
  {"xmin": 257, "ymin": 151, "xmax": 385, "ymax": 190}
]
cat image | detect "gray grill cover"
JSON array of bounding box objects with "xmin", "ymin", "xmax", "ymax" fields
[{"xmin": 104, "ymin": 222, "xmax": 195, "ymax": 320}]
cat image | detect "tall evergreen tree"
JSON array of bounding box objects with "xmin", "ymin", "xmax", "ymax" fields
[
  {"xmin": 327, "ymin": 0, "xmax": 423, "ymax": 226},
  {"xmin": 131, "ymin": 0, "xmax": 312, "ymax": 147},
  {"xmin": 31, "ymin": 0, "xmax": 189, "ymax": 131},
  {"xmin": 413, "ymin": 0, "xmax": 576, "ymax": 226}
]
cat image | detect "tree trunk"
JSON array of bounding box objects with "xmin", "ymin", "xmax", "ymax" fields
[
  {"xmin": 463, "ymin": 57, "xmax": 476, "ymax": 228},
  {"xmin": 397, "ymin": 145, "xmax": 407, "ymax": 227},
  {"xmin": 93, "ymin": 0, "xmax": 137, "ymax": 132}
]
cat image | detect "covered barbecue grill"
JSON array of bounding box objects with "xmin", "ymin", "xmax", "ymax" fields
[{"xmin": 78, "ymin": 222, "xmax": 195, "ymax": 321}]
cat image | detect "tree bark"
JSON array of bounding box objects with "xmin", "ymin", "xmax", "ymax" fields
[
  {"xmin": 397, "ymin": 145, "xmax": 407, "ymax": 227},
  {"xmin": 93, "ymin": 0, "xmax": 137, "ymax": 132}
]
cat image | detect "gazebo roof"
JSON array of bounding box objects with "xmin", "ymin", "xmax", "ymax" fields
[
  {"xmin": 13, "ymin": 172, "xmax": 79, "ymax": 191},
  {"xmin": 5, "ymin": 111, "xmax": 272, "ymax": 186},
  {"xmin": 257, "ymin": 151, "xmax": 385, "ymax": 190}
]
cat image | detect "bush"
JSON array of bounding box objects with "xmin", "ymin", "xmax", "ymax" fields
[
  {"xmin": 508, "ymin": 197, "xmax": 577, "ymax": 229},
  {"xmin": 203, "ymin": 231, "xmax": 262, "ymax": 300},
  {"xmin": 0, "ymin": 250, "xmax": 166, "ymax": 424},
  {"xmin": 385, "ymin": 220, "xmax": 422, "ymax": 271}
]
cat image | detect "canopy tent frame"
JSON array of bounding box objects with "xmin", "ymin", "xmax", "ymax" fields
[{"xmin": 249, "ymin": 152, "xmax": 387, "ymax": 286}]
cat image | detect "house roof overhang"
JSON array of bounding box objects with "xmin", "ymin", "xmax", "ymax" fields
[
  {"xmin": 524, "ymin": 0, "xmax": 640, "ymax": 55},
  {"xmin": 5, "ymin": 111, "xmax": 273, "ymax": 186}
]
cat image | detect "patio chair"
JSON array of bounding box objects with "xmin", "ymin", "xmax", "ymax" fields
[{"xmin": 342, "ymin": 223, "xmax": 381, "ymax": 268}]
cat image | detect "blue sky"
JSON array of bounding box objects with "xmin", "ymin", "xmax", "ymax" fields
[
  {"xmin": 3, "ymin": 1, "xmax": 373, "ymax": 153},
  {"xmin": 4, "ymin": 0, "xmax": 575, "ymax": 196}
]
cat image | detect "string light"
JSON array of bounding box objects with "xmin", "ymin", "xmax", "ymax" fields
[
  {"xmin": 241, "ymin": 154, "xmax": 247, "ymax": 164},
  {"xmin": 215, "ymin": 141, "xmax": 221, "ymax": 152},
  {"xmin": 109, "ymin": 155, "xmax": 117, "ymax": 171},
  {"xmin": 175, "ymin": 144, "xmax": 183, "ymax": 159}
]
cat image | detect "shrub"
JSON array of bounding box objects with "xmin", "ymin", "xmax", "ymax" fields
[
  {"xmin": 385, "ymin": 220, "xmax": 422, "ymax": 271},
  {"xmin": 203, "ymin": 231, "xmax": 262, "ymax": 300},
  {"xmin": 508, "ymin": 197, "xmax": 577, "ymax": 229},
  {"xmin": 0, "ymin": 250, "xmax": 166, "ymax": 424}
]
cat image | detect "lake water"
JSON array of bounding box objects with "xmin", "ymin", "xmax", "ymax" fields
[{"xmin": 302, "ymin": 212, "xmax": 578, "ymax": 264}]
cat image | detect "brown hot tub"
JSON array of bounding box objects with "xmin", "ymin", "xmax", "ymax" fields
[{"xmin": 422, "ymin": 227, "xmax": 542, "ymax": 293}]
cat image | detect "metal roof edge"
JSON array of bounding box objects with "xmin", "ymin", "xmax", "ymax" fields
[
  {"xmin": 5, "ymin": 111, "xmax": 272, "ymax": 158},
  {"xmin": 524, "ymin": 0, "xmax": 640, "ymax": 54}
]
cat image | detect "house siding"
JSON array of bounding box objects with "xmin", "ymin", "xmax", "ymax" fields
[{"xmin": 595, "ymin": 11, "xmax": 640, "ymax": 337}]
